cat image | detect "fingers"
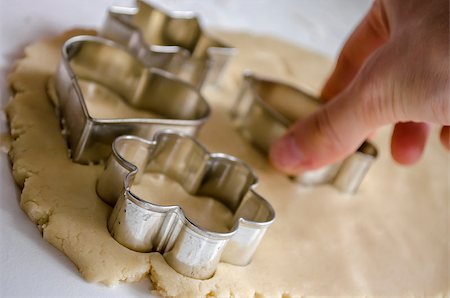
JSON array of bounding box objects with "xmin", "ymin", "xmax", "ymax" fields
[
  {"xmin": 269, "ymin": 85, "xmax": 376, "ymax": 174},
  {"xmin": 390, "ymin": 122, "xmax": 430, "ymax": 164},
  {"xmin": 321, "ymin": 0, "xmax": 389, "ymax": 101},
  {"xmin": 440, "ymin": 126, "xmax": 450, "ymax": 150},
  {"xmin": 270, "ymin": 36, "xmax": 399, "ymax": 174}
]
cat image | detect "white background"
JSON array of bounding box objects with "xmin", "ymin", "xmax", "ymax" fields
[{"xmin": 0, "ymin": 0, "xmax": 371, "ymax": 297}]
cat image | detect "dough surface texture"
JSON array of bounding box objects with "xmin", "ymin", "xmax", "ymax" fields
[{"xmin": 6, "ymin": 29, "xmax": 448, "ymax": 297}]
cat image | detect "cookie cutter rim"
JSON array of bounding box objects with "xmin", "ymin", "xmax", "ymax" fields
[
  {"xmin": 54, "ymin": 34, "xmax": 210, "ymax": 163},
  {"xmin": 101, "ymin": 0, "xmax": 236, "ymax": 88},
  {"xmin": 231, "ymin": 71, "xmax": 378, "ymax": 194},
  {"xmin": 97, "ymin": 131, "xmax": 275, "ymax": 279}
]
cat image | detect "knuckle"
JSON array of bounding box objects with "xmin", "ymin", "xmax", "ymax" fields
[
  {"xmin": 430, "ymin": 93, "xmax": 450, "ymax": 125},
  {"xmin": 357, "ymin": 72, "xmax": 390, "ymax": 125},
  {"xmin": 354, "ymin": 50, "xmax": 402, "ymax": 125},
  {"xmin": 431, "ymin": 67, "xmax": 450, "ymax": 124},
  {"xmin": 310, "ymin": 107, "xmax": 347, "ymax": 153}
]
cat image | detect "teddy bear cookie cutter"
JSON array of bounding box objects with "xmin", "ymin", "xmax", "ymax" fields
[
  {"xmin": 53, "ymin": 35, "xmax": 210, "ymax": 163},
  {"xmin": 101, "ymin": 0, "xmax": 236, "ymax": 88},
  {"xmin": 96, "ymin": 132, "xmax": 275, "ymax": 279}
]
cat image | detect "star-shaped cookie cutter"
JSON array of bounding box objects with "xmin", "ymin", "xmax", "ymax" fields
[
  {"xmin": 231, "ymin": 72, "xmax": 378, "ymax": 194},
  {"xmin": 101, "ymin": 0, "xmax": 236, "ymax": 88},
  {"xmin": 54, "ymin": 35, "xmax": 210, "ymax": 164},
  {"xmin": 96, "ymin": 131, "xmax": 275, "ymax": 279}
]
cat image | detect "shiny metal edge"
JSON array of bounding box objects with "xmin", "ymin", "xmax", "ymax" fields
[{"xmin": 96, "ymin": 131, "xmax": 275, "ymax": 279}]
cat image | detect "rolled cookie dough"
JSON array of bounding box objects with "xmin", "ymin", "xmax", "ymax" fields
[{"xmin": 6, "ymin": 29, "xmax": 448, "ymax": 297}]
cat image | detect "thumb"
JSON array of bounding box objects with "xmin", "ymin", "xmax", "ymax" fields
[
  {"xmin": 269, "ymin": 91, "xmax": 372, "ymax": 174},
  {"xmin": 269, "ymin": 47, "xmax": 391, "ymax": 174}
]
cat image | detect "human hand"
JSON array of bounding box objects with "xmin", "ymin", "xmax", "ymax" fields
[{"xmin": 270, "ymin": 0, "xmax": 449, "ymax": 174}]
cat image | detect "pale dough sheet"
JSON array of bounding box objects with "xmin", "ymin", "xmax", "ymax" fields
[{"xmin": 6, "ymin": 29, "xmax": 449, "ymax": 297}]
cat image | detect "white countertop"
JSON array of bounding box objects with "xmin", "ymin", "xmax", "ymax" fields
[{"xmin": 0, "ymin": 0, "xmax": 371, "ymax": 296}]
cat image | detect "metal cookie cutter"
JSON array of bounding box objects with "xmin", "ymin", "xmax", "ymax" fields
[
  {"xmin": 231, "ymin": 72, "xmax": 378, "ymax": 194},
  {"xmin": 54, "ymin": 35, "xmax": 210, "ymax": 163},
  {"xmin": 101, "ymin": 0, "xmax": 236, "ymax": 88},
  {"xmin": 96, "ymin": 131, "xmax": 275, "ymax": 279}
]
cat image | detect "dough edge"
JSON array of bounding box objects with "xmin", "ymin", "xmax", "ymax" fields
[{"xmin": 5, "ymin": 28, "xmax": 449, "ymax": 297}]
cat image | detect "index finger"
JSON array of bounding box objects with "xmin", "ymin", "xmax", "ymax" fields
[{"xmin": 321, "ymin": 0, "xmax": 390, "ymax": 101}]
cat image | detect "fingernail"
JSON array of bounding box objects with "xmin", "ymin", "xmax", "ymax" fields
[{"xmin": 269, "ymin": 135, "xmax": 304, "ymax": 171}]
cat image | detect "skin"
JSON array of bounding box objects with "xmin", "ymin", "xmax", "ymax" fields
[{"xmin": 270, "ymin": 0, "xmax": 450, "ymax": 174}]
